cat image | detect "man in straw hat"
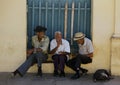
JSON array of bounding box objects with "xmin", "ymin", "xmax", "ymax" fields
[
  {"xmin": 66, "ymin": 32, "xmax": 94, "ymax": 79},
  {"xmin": 12, "ymin": 26, "xmax": 49, "ymax": 77}
]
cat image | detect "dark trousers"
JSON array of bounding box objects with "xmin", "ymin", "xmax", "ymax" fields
[
  {"xmin": 66, "ymin": 54, "xmax": 92, "ymax": 72},
  {"xmin": 52, "ymin": 54, "xmax": 67, "ymax": 72},
  {"xmin": 17, "ymin": 52, "xmax": 48, "ymax": 76}
]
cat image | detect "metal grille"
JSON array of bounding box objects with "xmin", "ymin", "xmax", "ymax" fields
[{"xmin": 27, "ymin": 0, "xmax": 91, "ymax": 49}]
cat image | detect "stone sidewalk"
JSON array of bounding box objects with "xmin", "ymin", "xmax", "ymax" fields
[{"xmin": 0, "ymin": 73, "xmax": 120, "ymax": 85}]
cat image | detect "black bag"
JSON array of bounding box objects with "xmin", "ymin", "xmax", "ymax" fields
[{"xmin": 93, "ymin": 69, "xmax": 113, "ymax": 82}]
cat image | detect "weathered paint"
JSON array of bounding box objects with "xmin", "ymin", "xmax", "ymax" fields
[
  {"xmin": 91, "ymin": 0, "xmax": 115, "ymax": 73},
  {"xmin": 0, "ymin": 0, "xmax": 120, "ymax": 75},
  {"xmin": 111, "ymin": 38, "xmax": 120, "ymax": 75},
  {"xmin": 0, "ymin": 0, "xmax": 26, "ymax": 72}
]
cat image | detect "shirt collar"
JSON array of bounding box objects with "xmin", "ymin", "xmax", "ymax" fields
[{"xmin": 35, "ymin": 35, "xmax": 46, "ymax": 42}]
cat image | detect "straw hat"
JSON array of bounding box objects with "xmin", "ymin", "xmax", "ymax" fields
[{"xmin": 73, "ymin": 32, "xmax": 85, "ymax": 41}]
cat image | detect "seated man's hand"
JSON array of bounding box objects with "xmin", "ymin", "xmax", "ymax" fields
[
  {"xmin": 27, "ymin": 49, "xmax": 34, "ymax": 57},
  {"xmin": 36, "ymin": 48, "xmax": 43, "ymax": 52},
  {"xmin": 58, "ymin": 51, "xmax": 70, "ymax": 55}
]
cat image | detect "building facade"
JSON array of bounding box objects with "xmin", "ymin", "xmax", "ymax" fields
[{"xmin": 0, "ymin": 0, "xmax": 120, "ymax": 75}]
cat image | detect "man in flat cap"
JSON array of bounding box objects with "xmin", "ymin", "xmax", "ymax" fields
[
  {"xmin": 66, "ymin": 32, "xmax": 94, "ymax": 79},
  {"xmin": 12, "ymin": 26, "xmax": 49, "ymax": 77}
]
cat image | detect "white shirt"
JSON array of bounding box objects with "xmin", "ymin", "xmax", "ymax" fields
[
  {"xmin": 78, "ymin": 38, "xmax": 94, "ymax": 55},
  {"xmin": 50, "ymin": 39, "xmax": 70, "ymax": 54}
]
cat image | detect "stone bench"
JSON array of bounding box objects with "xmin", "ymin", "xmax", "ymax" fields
[{"xmin": 28, "ymin": 54, "xmax": 93, "ymax": 73}]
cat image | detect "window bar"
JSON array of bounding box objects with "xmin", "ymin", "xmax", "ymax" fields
[
  {"xmin": 39, "ymin": 1, "xmax": 41, "ymax": 25},
  {"xmin": 32, "ymin": 1, "xmax": 35, "ymax": 35},
  {"xmin": 84, "ymin": 2, "xmax": 87, "ymax": 34},
  {"xmin": 71, "ymin": 2, "xmax": 75, "ymax": 45},
  {"xmin": 78, "ymin": 2, "xmax": 81, "ymax": 32},
  {"xmin": 52, "ymin": 2, "xmax": 55, "ymax": 38},
  {"xmin": 64, "ymin": 2, "xmax": 68, "ymax": 39},
  {"xmin": 58, "ymin": 2, "xmax": 61, "ymax": 30},
  {"xmin": 45, "ymin": 2, "xmax": 48, "ymax": 28}
]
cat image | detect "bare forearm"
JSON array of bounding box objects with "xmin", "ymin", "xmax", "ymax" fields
[
  {"xmin": 86, "ymin": 53, "xmax": 93, "ymax": 58},
  {"xmin": 49, "ymin": 46, "xmax": 59, "ymax": 54},
  {"xmin": 36, "ymin": 48, "xmax": 43, "ymax": 52},
  {"xmin": 59, "ymin": 51, "xmax": 70, "ymax": 55}
]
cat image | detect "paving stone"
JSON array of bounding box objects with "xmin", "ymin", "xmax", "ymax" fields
[{"xmin": 0, "ymin": 73, "xmax": 119, "ymax": 85}]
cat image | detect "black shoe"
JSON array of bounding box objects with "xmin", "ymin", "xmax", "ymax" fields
[
  {"xmin": 12, "ymin": 70, "xmax": 23, "ymax": 77},
  {"xmin": 71, "ymin": 73, "xmax": 80, "ymax": 80},
  {"xmin": 17, "ymin": 71, "xmax": 23, "ymax": 77},
  {"xmin": 59, "ymin": 71, "xmax": 65, "ymax": 77},
  {"xmin": 53, "ymin": 70, "xmax": 59, "ymax": 77},
  {"xmin": 82, "ymin": 69, "xmax": 88, "ymax": 75},
  {"xmin": 37, "ymin": 67, "xmax": 42, "ymax": 76},
  {"xmin": 12, "ymin": 71, "xmax": 17, "ymax": 77},
  {"xmin": 36, "ymin": 72, "xmax": 42, "ymax": 76}
]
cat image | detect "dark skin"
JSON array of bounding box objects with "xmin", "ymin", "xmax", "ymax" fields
[
  {"xmin": 49, "ymin": 32, "xmax": 69, "ymax": 55},
  {"xmin": 27, "ymin": 31, "xmax": 45, "ymax": 56},
  {"xmin": 35, "ymin": 31, "xmax": 45, "ymax": 52},
  {"xmin": 76, "ymin": 38, "xmax": 93, "ymax": 58}
]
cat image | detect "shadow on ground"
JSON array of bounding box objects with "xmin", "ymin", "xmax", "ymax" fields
[{"xmin": 0, "ymin": 73, "xmax": 120, "ymax": 85}]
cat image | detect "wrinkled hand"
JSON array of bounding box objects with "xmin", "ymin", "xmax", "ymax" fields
[
  {"xmin": 58, "ymin": 51, "xmax": 65, "ymax": 55},
  {"xmin": 27, "ymin": 49, "xmax": 33, "ymax": 57},
  {"xmin": 36, "ymin": 48, "xmax": 42, "ymax": 52},
  {"xmin": 56, "ymin": 40, "xmax": 62, "ymax": 47}
]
